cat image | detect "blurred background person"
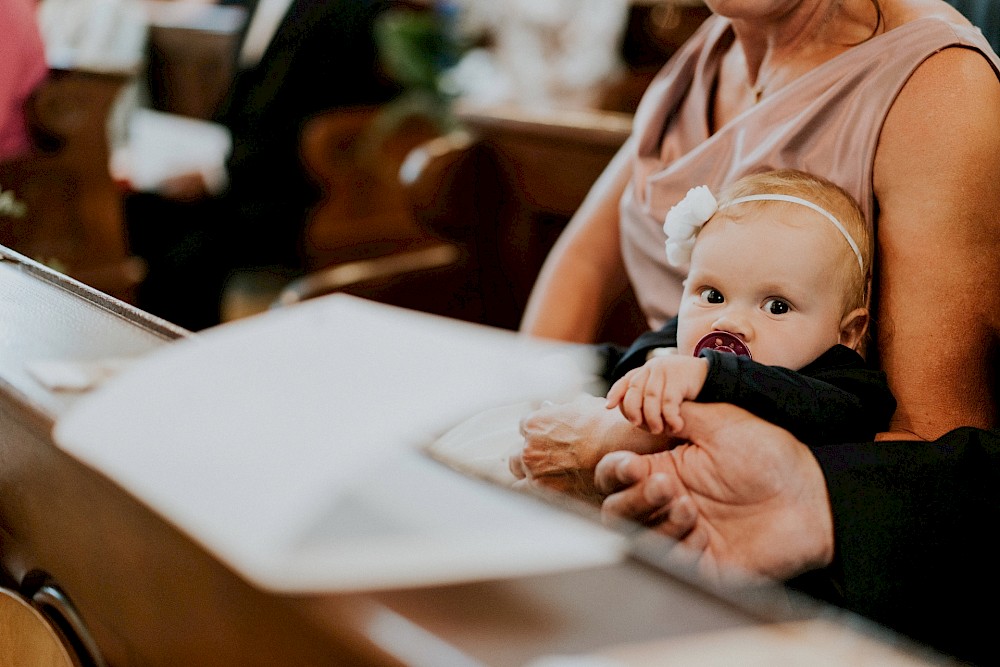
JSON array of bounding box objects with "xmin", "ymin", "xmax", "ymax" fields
[
  {"xmin": 1, "ymin": 0, "xmax": 49, "ymax": 160},
  {"xmin": 124, "ymin": 0, "xmax": 401, "ymax": 331}
]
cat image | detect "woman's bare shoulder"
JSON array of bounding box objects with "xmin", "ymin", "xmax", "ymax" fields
[
  {"xmin": 877, "ymin": 43, "xmax": 1000, "ymax": 193},
  {"xmin": 875, "ymin": 0, "xmax": 999, "ymax": 104},
  {"xmin": 880, "ymin": 0, "xmax": 971, "ymax": 30},
  {"xmin": 891, "ymin": 43, "xmax": 999, "ymax": 122}
]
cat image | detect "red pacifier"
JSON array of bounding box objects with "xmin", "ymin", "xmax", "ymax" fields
[{"xmin": 693, "ymin": 331, "xmax": 751, "ymax": 359}]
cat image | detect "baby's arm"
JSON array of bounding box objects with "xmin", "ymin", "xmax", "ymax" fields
[
  {"xmin": 605, "ymin": 315, "xmax": 680, "ymax": 383},
  {"xmin": 606, "ymin": 356, "xmax": 709, "ymax": 434},
  {"xmin": 698, "ymin": 347, "xmax": 896, "ymax": 445}
]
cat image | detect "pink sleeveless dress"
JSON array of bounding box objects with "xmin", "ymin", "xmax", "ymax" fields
[{"xmin": 619, "ymin": 14, "xmax": 1000, "ymax": 330}]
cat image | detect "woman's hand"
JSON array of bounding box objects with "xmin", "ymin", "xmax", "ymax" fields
[
  {"xmin": 509, "ymin": 393, "xmax": 672, "ymax": 502},
  {"xmin": 596, "ymin": 402, "xmax": 835, "ymax": 582}
]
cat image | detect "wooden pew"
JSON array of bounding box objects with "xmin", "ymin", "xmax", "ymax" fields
[
  {"xmin": 277, "ymin": 105, "xmax": 645, "ymax": 340},
  {"xmin": 273, "ymin": 1, "xmax": 714, "ymax": 337},
  {"xmin": 394, "ymin": 104, "xmax": 649, "ymax": 344}
]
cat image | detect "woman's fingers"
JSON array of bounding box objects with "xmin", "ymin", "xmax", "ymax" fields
[
  {"xmin": 639, "ymin": 472, "xmax": 696, "ymax": 538},
  {"xmin": 594, "ymin": 450, "xmax": 646, "ymax": 495},
  {"xmin": 509, "ymin": 453, "xmax": 528, "ymax": 479},
  {"xmin": 597, "ymin": 453, "xmax": 697, "ymax": 535}
]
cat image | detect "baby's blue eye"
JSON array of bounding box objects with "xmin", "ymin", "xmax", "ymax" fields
[
  {"xmin": 700, "ymin": 288, "xmax": 724, "ymax": 304},
  {"xmin": 765, "ymin": 298, "xmax": 790, "ymax": 315}
]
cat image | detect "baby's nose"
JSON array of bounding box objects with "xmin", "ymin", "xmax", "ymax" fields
[{"xmin": 711, "ymin": 312, "xmax": 751, "ymax": 341}]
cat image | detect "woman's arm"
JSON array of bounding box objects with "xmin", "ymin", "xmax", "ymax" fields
[
  {"xmin": 519, "ymin": 139, "xmax": 636, "ymax": 343},
  {"xmin": 873, "ymin": 47, "xmax": 1000, "ymax": 440}
]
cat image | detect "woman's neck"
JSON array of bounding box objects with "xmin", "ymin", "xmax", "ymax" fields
[
  {"xmin": 708, "ymin": 0, "xmax": 881, "ymax": 130},
  {"xmin": 728, "ymin": 0, "xmax": 877, "ymax": 87}
]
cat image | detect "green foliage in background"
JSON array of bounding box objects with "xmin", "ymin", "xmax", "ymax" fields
[{"xmin": 374, "ymin": 6, "xmax": 465, "ymax": 132}]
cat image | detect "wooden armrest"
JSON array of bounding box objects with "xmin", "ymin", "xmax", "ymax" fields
[
  {"xmin": 398, "ymin": 129, "xmax": 481, "ymax": 243},
  {"xmin": 299, "ymin": 107, "xmax": 447, "ymax": 268},
  {"xmin": 455, "ymin": 103, "xmax": 632, "ymax": 148},
  {"xmin": 390, "ymin": 104, "xmax": 636, "ymax": 331},
  {"xmin": 398, "ymin": 129, "xmax": 478, "ymax": 187},
  {"xmin": 273, "ymin": 242, "xmax": 461, "ymax": 307},
  {"xmin": 455, "ymin": 103, "xmax": 632, "ymax": 218}
]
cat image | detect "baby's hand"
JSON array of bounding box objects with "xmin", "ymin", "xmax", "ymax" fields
[{"xmin": 606, "ymin": 356, "xmax": 709, "ymax": 434}]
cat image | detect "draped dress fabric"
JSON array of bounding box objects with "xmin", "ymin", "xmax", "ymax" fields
[{"xmin": 619, "ymin": 15, "xmax": 1000, "ymax": 330}]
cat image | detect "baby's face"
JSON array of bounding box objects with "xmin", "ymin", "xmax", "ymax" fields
[{"xmin": 675, "ymin": 205, "xmax": 852, "ymax": 370}]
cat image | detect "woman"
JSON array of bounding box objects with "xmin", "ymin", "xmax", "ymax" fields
[
  {"xmin": 514, "ymin": 0, "xmax": 1000, "ymax": 491},
  {"xmin": 124, "ymin": 0, "xmax": 399, "ymax": 330}
]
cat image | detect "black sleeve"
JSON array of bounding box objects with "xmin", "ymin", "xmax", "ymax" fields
[
  {"xmin": 603, "ymin": 316, "xmax": 679, "ymax": 384},
  {"xmin": 696, "ymin": 346, "xmax": 896, "ymax": 446},
  {"xmin": 807, "ymin": 428, "xmax": 1000, "ymax": 664}
]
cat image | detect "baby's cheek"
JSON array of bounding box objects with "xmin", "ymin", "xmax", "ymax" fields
[
  {"xmin": 756, "ymin": 336, "xmax": 824, "ymax": 370},
  {"xmin": 674, "ymin": 319, "xmax": 700, "ymax": 357}
]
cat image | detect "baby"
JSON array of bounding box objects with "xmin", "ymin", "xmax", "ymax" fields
[{"xmin": 606, "ymin": 169, "xmax": 895, "ymax": 446}]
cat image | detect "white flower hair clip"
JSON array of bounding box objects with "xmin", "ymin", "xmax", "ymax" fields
[
  {"xmin": 663, "ymin": 185, "xmax": 717, "ymax": 267},
  {"xmin": 662, "ymin": 186, "xmax": 864, "ymax": 271}
]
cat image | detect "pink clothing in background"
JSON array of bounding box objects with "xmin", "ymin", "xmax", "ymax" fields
[{"xmin": 0, "ymin": 0, "xmax": 48, "ymax": 160}]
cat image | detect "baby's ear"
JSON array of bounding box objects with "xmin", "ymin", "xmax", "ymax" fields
[{"xmin": 838, "ymin": 308, "xmax": 869, "ymax": 352}]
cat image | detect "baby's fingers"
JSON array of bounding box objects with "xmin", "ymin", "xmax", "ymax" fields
[
  {"xmin": 605, "ymin": 377, "xmax": 629, "ymax": 408},
  {"xmin": 662, "ymin": 400, "xmax": 685, "ymax": 433},
  {"xmin": 620, "ymin": 382, "xmax": 649, "ymax": 426},
  {"xmin": 641, "ymin": 378, "xmax": 667, "ymax": 434},
  {"xmin": 636, "ymin": 365, "xmax": 675, "ymax": 433}
]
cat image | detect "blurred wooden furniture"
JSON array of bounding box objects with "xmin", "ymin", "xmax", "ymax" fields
[
  {"xmin": 455, "ymin": 104, "xmax": 642, "ymax": 339},
  {"xmin": 602, "ymin": 0, "xmax": 714, "ymax": 112},
  {"xmin": 0, "ymin": 246, "xmax": 939, "ymax": 667},
  {"xmin": 384, "ymin": 104, "xmax": 646, "ymax": 343},
  {"xmin": 0, "ymin": 69, "xmax": 144, "ymax": 303},
  {"xmin": 0, "ymin": 587, "xmax": 81, "ymax": 667},
  {"xmin": 284, "ymin": 1, "xmax": 712, "ymax": 339},
  {"xmin": 129, "ymin": 2, "xmax": 454, "ymax": 324},
  {"xmin": 270, "ymin": 107, "xmax": 482, "ymax": 322},
  {"xmin": 281, "ymin": 105, "xmax": 645, "ymax": 341},
  {"xmin": 299, "ymin": 107, "xmax": 447, "ymax": 271},
  {"xmin": 0, "ymin": 2, "xmax": 251, "ymax": 307},
  {"xmin": 275, "ymin": 242, "xmax": 462, "ymax": 308},
  {"xmin": 142, "ymin": 1, "xmax": 248, "ymax": 120}
]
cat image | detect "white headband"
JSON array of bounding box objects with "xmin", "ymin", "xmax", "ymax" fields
[{"xmin": 663, "ymin": 186, "xmax": 864, "ymax": 272}]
